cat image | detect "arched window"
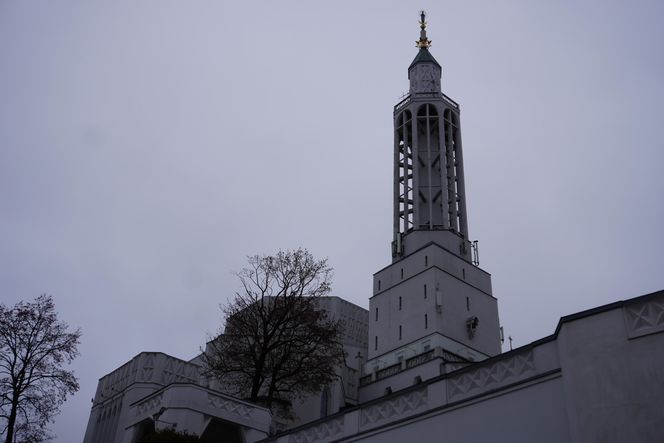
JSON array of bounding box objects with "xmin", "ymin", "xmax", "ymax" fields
[
  {"xmin": 396, "ymin": 110, "xmax": 414, "ymax": 235},
  {"xmin": 444, "ymin": 108, "xmax": 464, "ymax": 235},
  {"xmin": 417, "ymin": 103, "xmax": 439, "ymax": 117},
  {"xmin": 416, "ymin": 104, "xmax": 443, "ymax": 229}
]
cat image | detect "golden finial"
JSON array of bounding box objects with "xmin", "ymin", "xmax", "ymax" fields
[{"xmin": 416, "ymin": 10, "xmax": 432, "ymax": 49}]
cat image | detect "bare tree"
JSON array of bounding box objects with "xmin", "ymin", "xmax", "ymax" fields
[
  {"xmin": 0, "ymin": 295, "xmax": 81, "ymax": 443},
  {"xmin": 202, "ymin": 248, "xmax": 345, "ymax": 412}
]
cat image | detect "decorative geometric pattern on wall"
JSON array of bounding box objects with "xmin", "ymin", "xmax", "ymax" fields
[
  {"xmin": 97, "ymin": 357, "xmax": 141, "ymax": 402},
  {"xmin": 135, "ymin": 393, "xmax": 163, "ymax": 417},
  {"xmin": 94, "ymin": 352, "xmax": 204, "ymax": 405},
  {"xmin": 623, "ymin": 296, "xmax": 664, "ymax": 339},
  {"xmin": 160, "ymin": 355, "xmax": 201, "ymax": 385},
  {"xmin": 360, "ymin": 388, "xmax": 428, "ymax": 428},
  {"xmin": 447, "ymin": 350, "xmax": 536, "ymax": 401},
  {"xmin": 207, "ymin": 394, "xmax": 253, "ymax": 419},
  {"xmin": 291, "ymin": 417, "xmax": 344, "ymax": 443},
  {"xmin": 139, "ymin": 353, "xmax": 155, "ymax": 382}
]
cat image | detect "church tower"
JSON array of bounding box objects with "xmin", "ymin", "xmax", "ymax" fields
[{"xmin": 365, "ymin": 13, "xmax": 501, "ymax": 376}]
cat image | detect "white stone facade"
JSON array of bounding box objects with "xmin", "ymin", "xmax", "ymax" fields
[
  {"xmin": 267, "ymin": 290, "xmax": 664, "ymax": 443},
  {"xmin": 82, "ymin": 352, "xmax": 272, "ymax": 443},
  {"xmin": 83, "ymin": 297, "xmax": 369, "ymax": 442}
]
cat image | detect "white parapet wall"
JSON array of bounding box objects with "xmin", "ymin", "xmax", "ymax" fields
[
  {"xmin": 126, "ymin": 383, "xmax": 271, "ymax": 443},
  {"xmin": 264, "ymin": 290, "xmax": 664, "ymax": 443}
]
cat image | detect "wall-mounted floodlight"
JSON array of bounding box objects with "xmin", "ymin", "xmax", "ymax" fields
[{"xmin": 466, "ymin": 316, "xmax": 479, "ymax": 339}]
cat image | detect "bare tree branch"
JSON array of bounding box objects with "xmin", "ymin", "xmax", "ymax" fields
[
  {"xmin": 0, "ymin": 295, "xmax": 81, "ymax": 443},
  {"xmin": 201, "ymin": 249, "xmax": 344, "ymax": 417}
]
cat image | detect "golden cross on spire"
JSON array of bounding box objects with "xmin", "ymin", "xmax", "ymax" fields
[{"xmin": 416, "ymin": 10, "xmax": 432, "ymax": 49}]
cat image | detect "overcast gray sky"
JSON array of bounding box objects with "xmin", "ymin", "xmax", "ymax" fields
[{"xmin": 1, "ymin": 1, "xmax": 663, "ymax": 441}]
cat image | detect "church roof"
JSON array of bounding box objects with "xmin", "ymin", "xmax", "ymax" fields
[{"xmin": 409, "ymin": 47, "xmax": 441, "ymax": 70}]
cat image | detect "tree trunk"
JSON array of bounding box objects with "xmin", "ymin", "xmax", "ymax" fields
[
  {"xmin": 5, "ymin": 394, "xmax": 18, "ymax": 443},
  {"xmin": 249, "ymin": 354, "xmax": 265, "ymax": 402},
  {"xmin": 250, "ymin": 373, "xmax": 262, "ymax": 402},
  {"xmin": 266, "ymin": 370, "xmax": 278, "ymax": 409}
]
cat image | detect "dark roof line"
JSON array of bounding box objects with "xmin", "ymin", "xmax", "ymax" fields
[{"xmin": 409, "ymin": 47, "xmax": 441, "ymax": 71}]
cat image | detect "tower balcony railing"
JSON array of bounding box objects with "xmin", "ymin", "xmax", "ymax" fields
[
  {"xmin": 359, "ymin": 374, "xmax": 373, "ymax": 386},
  {"xmin": 360, "ymin": 348, "xmax": 470, "ymax": 386},
  {"xmin": 471, "ymin": 240, "xmax": 480, "ymax": 266},
  {"xmin": 405, "ymin": 349, "xmax": 435, "ymax": 369},
  {"xmin": 393, "ymin": 92, "xmax": 460, "ymax": 113},
  {"xmin": 394, "ymin": 94, "xmax": 411, "ymax": 112},
  {"xmin": 375, "ymin": 362, "xmax": 402, "ymax": 381}
]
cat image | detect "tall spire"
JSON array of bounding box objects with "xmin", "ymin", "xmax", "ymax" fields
[
  {"xmin": 409, "ymin": 11, "xmax": 440, "ymax": 73},
  {"xmin": 365, "ymin": 13, "xmax": 501, "ymax": 380},
  {"xmin": 399, "ymin": 10, "xmax": 468, "ymax": 254},
  {"xmin": 416, "ymin": 10, "xmax": 431, "ymax": 49}
]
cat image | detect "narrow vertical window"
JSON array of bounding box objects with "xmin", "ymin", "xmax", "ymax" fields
[
  {"xmin": 375, "ymin": 336, "xmax": 378, "ymax": 350},
  {"xmin": 396, "ymin": 110, "xmax": 414, "ymax": 235},
  {"xmin": 444, "ymin": 109, "xmax": 464, "ymax": 235},
  {"xmin": 320, "ymin": 388, "xmax": 330, "ymax": 418},
  {"xmin": 378, "ymin": 280, "xmax": 381, "ymax": 290},
  {"xmin": 425, "ymin": 313, "xmax": 428, "ymax": 329},
  {"xmin": 400, "ymin": 268, "xmax": 404, "ymax": 279},
  {"xmin": 462, "ymin": 268, "xmax": 466, "ymax": 280},
  {"xmin": 425, "ymin": 255, "xmax": 428, "ymax": 266},
  {"xmin": 417, "ymin": 103, "xmax": 443, "ymax": 229},
  {"xmin": 399, "ymin": 296, "xmax": 402, "ymax": 310},
  {"xmin": 466, "ymin": 296, "xmax": 470, "ymax": 311},
  {"xmin": 375, "ymin": 307, "xmax": 378, "ymax": 321},
  {"xmin": 399, "ymin": 325, "xmax": 402, "ymax": 340},
  {"xmin": 424, "ymin": 284, "xmax": 427, "ymax": 299}
]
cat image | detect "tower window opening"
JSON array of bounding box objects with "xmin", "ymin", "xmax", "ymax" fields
[
  {"xmin": 375, "ymin": 307, "xmax": 378, "ymax": 321},
  {"xmin": 396, "ymin": 110, "xmax": 414, "ymax": 236},
  {"xmin": 417, "ymin": 103, "xmax": 439, "ymax": 117},
  {"xmin": 425, "ymin": 313, "xmax": 428, "ymax": 329},
  {"xmin": 462, "ymin": 268, "xmax": 466, "ymax": 280},
  {"xmin": 416, "ymin": 103, "xmax": 443, "ymax": 230},
  {"xmin": 424, "ymin": 284, "xmax": 427, "ymax": 299},
  {"xmin": 375, "ymin": 336, "xmax": 378, "ymax": 350},
  {"xmin": 425, "ymin": 255, "xmax": 428, "ymax": 266},
  {"xmin": 444, "ymin": 109, "xmax": 464, "ymax": 235},
  {"xmin": 400, "ymin": 268, "xmax": 404, "ymax": 279},
  {"xmin": 466, "ymin": 296, "xmax": 470, "ymax": 311},
  {"xmin": 378, "ymin": 279, "xmax": 381, "ymax": 290},
  {"xmin": 399, "ymin": 325, "xmax": 402, "ymax": 340},
  {"xmin": 399, "ymin": 296, "xmax": 402, "ymax": 310}
]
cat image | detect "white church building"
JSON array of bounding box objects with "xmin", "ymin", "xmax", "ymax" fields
[{"xmin": 83, "ymin": 14, "xmax": 664, "ymax": 443}]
